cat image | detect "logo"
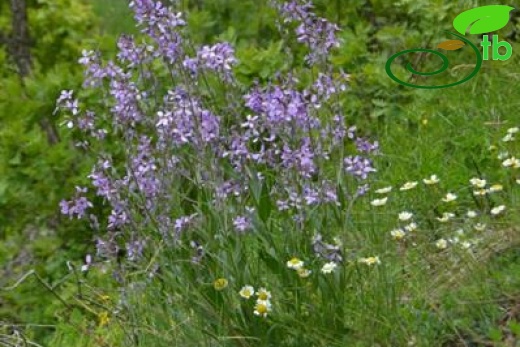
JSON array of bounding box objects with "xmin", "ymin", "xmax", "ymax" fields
[{"xmin": 385, "ymin": 5, "xmax": 515, "ymax": 89}]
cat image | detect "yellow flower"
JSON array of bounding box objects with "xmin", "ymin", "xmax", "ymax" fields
[
  {"xmin": 359, "ymin": 256, "xmax": 381, "ymax": 266},
  {"xmin": 98, "ymin": 311, "xmax": 110, "ymax": 327},
  {"xmin": 487, "ymin": 184, "xmax": 503, "ymax": 193},
  {"xmin": 213, "ymin": 278, "xmax": 228, "ymax": 291}
]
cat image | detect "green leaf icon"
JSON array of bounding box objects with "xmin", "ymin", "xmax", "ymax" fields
[{"xmin": 453, "ymin": 5, "xmax": 515, "ymax": 35}]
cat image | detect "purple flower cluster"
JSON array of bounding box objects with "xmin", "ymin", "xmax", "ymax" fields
[
  {"xmin": 59, "ymin": 186, "xmax": 93, "ymax": 220},
  {"xmin": 276, "ymin": 0, "xmax": 340, "ymax": 65},
  {"xmin": 55, "ymin": 0, "xmax": 379, "ymax": 268},
  {"xmin": 344, "ymin": 155, "xmax": 377, "ymax": 180}
]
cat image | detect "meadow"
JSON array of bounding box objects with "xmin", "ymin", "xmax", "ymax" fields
[{"xmin": 1, "ymin": 1, "xmax": 519, "ymax": 346}]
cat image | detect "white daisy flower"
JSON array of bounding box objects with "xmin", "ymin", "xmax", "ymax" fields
[
  {"xmin": 423, "ymin": 175, "xmax": 440, "ymax": 185},
  {"xmin": 400, "ymin": 181, "xmax": 418, "ymax": 191},
  {"xmin": 398, "ymin": 211, "xmax": 413, "ymax": 221},
  {"xmin": 490, "ymin": 205, "xmax": 506, "ymax": 215},
  {"xmin": 469, "ymin": 178, "xmax": 486, "ymax": 188},
  {"xmin": 239, "ymin": 285, "xmax": 255, "ymax": 299},
  {"xmin": 370, "ymin": 197, "xmax": 388, "ymax": 207},
  {"xmin": 442, "ymin": 193, "xmax": 457, "ymax": 202},
  {"xmin": 473, "ymin": 223, "xmax": 486, "ymax": 231},
  {"xmin": 375, "ymin": 186, "xmax": 392, "ymax": 194},
  {"xmin": 436, "ymin": 212, "xmax": 455, "ymax": 222},
  {"xmin": 321, "ymin": 262, "xmax": 337, "ymax": 274},
  {"xmin": 466, "ymin": 210, "xmax": 478, "ymax": 218},
  {"xmin": 435, "ymin": 239, "xmax": 448, "ymax": 249},
  {"xmin": 286, "ymin": 257, "xmax": 304, "ymax": 270},
  {"xmin": 404, "ymin": 222, "xmax": 418, "ymax": 232}
]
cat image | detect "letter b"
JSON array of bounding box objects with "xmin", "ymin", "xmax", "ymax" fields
[{"xmin": 492, "ymin": 35, "xmax": 512, "ymax": 61}]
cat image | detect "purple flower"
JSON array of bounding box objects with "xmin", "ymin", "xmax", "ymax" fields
[
  {"xmin": 355, "ymin": 137, "xmax": 379, "ymax": 154},
  {"xmin": 276, "ymin": 0, "xmax": 340, "ymax": 65},
  {"xmin": 59, "ymin": 186, "xmax": 93, "ymax": 219},
  {"xmin": 344, "ymin": 156, "xmax": 376, "ymax": 180},
  {"xmin": 233, "ymin": 215, "xmax": 252, "ymax": 233}
]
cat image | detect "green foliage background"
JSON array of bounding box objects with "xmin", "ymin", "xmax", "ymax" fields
[{"xmin": 0, "ymin": 0, "xmax": 519, "ymax": 345}]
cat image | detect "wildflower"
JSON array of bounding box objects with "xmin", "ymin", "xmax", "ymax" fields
[
  {"xmin": 287, "ymin": 257, "xmax": 304, "ymax": 270},
  {"xmin": 502, "ymin": 133, "xmax": 515, "ymax": 142},
  {"xmin": 98, "ymin": 311, "xmax": 110, "ymax": 327},
  {"xmin": 233, "ymin": 215, "xmax": 252, "ymax": 233},
  {"xmin": 466, "ymin": 210, "xmax": 478, "ymax": 218},
  {"xmin": 498, "ymin": 151, "xmax": 510, "ymax": 160},
  {"xmin": 435, "ymin": 239, "xmax": 448, "ymax": 249},
  {"xmin": 436, "ymin": 212, "xmax": 455, "ymax": 222},
  {"xmin": 239, "ymin": 285, "xmax": 255, "ymax": 299},
  {"xmin": 398, "ymin": 211, "xmax": 413, "ymax": 221},
  {"xmin": 423, "ymin": 175, "xmax": 440, "ymax": 185},
  {"xmin": 390, "ymin": 228, "xmax": 406, "ymax": 240},
  {"xmin": 487, "ymin": 184, "xmax": 503, "ymax": 193},
  {"xmin": 375, "ymin": 186, "xmax": 392, "ymax": 194},
  {"xmin": 256, "ymin": 288, "xmax": 272, "ymax": 301},
  {"xmin": 297, "ymin": 268, "xmax": 312, "ymax": 278},
  {"xmin": 449, "ymin": 237, "xmax": 460, "ymax": 245},
  {"xmin": 344, "ymin": 156, "xmax": 377, "ymax": 179},
  {"xmin": 473, "ymin": 223, "xmax": 486, "ymax": 231},
  {"xmin": 517, "ymin": 179, "xmax": 520, "ymax": 185},
  {"xmin": 473, "ymin": 189, "xmax": 487, "ymax": 196},
  {"xmin": 371, "ymin": 197, "xmax": 388, "ymax": 206},
  {"xmin": 461, "ymin": 241, "xmax": 472, "ymax": 249},
  {"xmin": 400, "ymin": 181, "xmax": 418, "ymax": 191},
  {"xmin": 470, "ymin": 178, "xmax": 486, "ymax": 188},
  {"xmin": 507, "ymin": 127, "xmax": 519, "ymax": 134},
  {"xmin": 254, "ymin": 300, "xmax": 272, "ymax": 318},
  {"xmin": 321, "ymin": 261, "xmax": 337, "ymax": 274},
  {"xmin": 404, "ymin": 222, "xmax": 418, "ymax": 232},
  {"xmin": 455, "ymin": 228, "xmax": 465, "ymax": 236},
  {"xmin": 359, "ymin": 256, "xmax": 381, "ymax": 266},
  {"xmin": 502, "ymin": 157, "xmax": 520, "ymax": 168},
  {"xmin": 442, "ymin": 193, "xmax": 457, "ymax": 202},
  {"xmin": 213, "ymin": 278, "xmax": 229, "ymax": 291},
  {"xmin": 490, "ymin": 205, "xmax": 506, "ymax": 215}
]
